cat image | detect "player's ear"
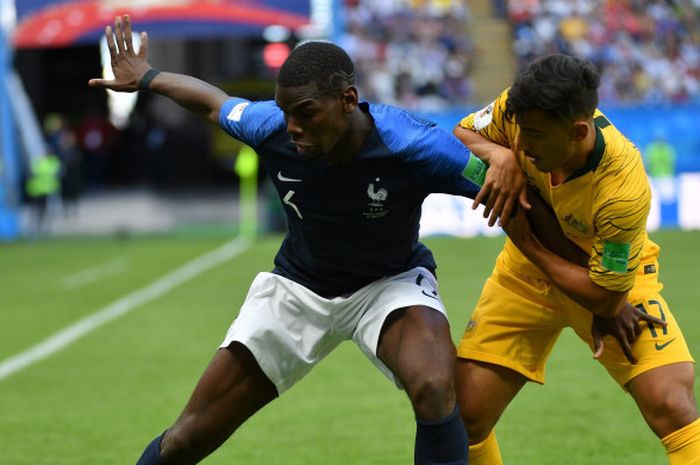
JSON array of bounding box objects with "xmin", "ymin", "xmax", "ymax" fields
[
  {"xmin": 572, "ymin": 121, "xmax": 590, "ymax": 141},
  {"xmin": 341, "ymin": 86, "xmax": 359, "ymax": 114}
]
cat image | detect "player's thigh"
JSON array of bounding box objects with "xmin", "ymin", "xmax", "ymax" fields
[
  {"xmin": 353, "ymin": 266, "xmax": 451, "ymax": 389},
  {"xmin": 163, "ymin": 344, "xmax": 278, "ymax": 462},
  {"xmin": 457, "ymin": 266, "xmax": 565, "ymax": 384},
  {"xmin": 376, "ymin": 304, "xmax": 454, "ymax": 382},
  {"xmin": 376, "ymin": 305, "xmax": 457, "ymax": 418},
  {"xmin": 179, "ymin": 343, "xmax": 278, "ymax": 427}
]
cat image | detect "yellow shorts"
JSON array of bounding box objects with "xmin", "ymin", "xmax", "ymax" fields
[{"xmin": 457, "ymin": 260, "xmax": 694, "ymax": 387}]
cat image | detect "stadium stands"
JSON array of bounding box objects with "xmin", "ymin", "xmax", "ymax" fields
[
  {"xmin": 340, "ymin": 0, "xmax": 476, "ymax": 110},
  {"xmin": 508, "ymin": 0, "xmax": 700, "ymax": 103}
]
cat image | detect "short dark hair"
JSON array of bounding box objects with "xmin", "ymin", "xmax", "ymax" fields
[
  {"xmin": 506, "ymin": 54, "xmax": 600, "ymax": 123},
  {"xmin": 277, "ymin": 41, "xmax": 355, "ymax": 95}
]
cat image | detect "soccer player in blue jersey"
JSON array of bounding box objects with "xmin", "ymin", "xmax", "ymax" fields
[{"xmin": 89, "ymin": 16, "xmax": 520, "ymax": 465}]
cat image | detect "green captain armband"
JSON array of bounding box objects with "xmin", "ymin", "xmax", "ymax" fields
[
  {"xmin": 601, "ymin": 240, "xmax": 631, "ymax": 272},
  {"xmin": 463, "ymin": 156, "xmax": 487, "ymax": 187}
]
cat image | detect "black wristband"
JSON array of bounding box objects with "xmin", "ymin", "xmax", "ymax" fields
[{"xmin": 138, "ymin": 68, "xmax": 160, "ymax": 91}]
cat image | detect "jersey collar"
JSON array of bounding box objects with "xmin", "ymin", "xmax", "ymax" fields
[{"xmin": 565, "ymin": 115, "xmax": 607, "ymax": 182}]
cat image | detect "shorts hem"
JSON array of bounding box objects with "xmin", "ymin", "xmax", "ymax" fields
[
  {"xmin": 457, "ymin": 349, "xmax": 545, "ymax": 385},
  {"xmin": 219, "ymin": 336, "xmax": 291, "ymax": 395},
  {"xmin": 614, "ymin": 358, "xmax": 696, "ymax": 388}
]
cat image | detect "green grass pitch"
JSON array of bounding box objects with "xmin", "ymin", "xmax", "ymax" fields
[{"xmin": 1, "ymin": 230, "xmax": 698, "ymax": 464}]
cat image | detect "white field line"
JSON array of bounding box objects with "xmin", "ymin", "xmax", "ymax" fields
[
  {"xmin": 0, "ymin": 237, "xmax": 251, "ymax": 382},
  {"xmin": 60, "ymin": 258, "xmax": 130, "ymax": 290}
]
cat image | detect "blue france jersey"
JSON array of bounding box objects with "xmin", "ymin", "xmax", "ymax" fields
[{"xmin": 220, "ymin": 98, "xmax": 480, "ymax": 297}]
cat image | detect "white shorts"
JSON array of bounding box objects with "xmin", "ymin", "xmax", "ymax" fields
[{"xmin": 219, "ymin": 267, "xmax": 447, "ymax": 394}]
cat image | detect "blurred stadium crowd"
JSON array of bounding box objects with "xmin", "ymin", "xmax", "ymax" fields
[
  {"xmin": 342, "ymin": 0, "xmax": 700, "ymax": 106},
  {"xmin": 340, "ymin": 0, "xmax": 475, "ymax": 111},
  {"xmin": 510, "ymin": 0, "xmax": 700, "ymax": 103}
]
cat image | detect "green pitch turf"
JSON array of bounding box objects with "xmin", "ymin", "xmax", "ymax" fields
[{"xmin": 1, "ymin": 230, "xmax": 698, "ymax": 464}]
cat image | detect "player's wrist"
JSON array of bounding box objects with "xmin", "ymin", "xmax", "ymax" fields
[{"xmin": 138, "ymin": 68, "xmax": 161, "ymax": 91}]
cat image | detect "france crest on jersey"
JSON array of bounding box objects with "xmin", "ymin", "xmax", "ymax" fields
[{"xmin": 219, "ymin": 98, "xmax": 481, "ymax": 297}]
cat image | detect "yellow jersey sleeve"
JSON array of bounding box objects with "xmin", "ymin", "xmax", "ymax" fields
[
  {"xmin": 588, "ymin": 132, "xmax": 651, "ymax": 292},
  {"xmin": 458, "ymin": 89, "xmax": 517, "ymax": 148}
]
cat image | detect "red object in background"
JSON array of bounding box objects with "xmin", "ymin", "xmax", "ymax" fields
[
  {"xmin": 13, "ymin": 0, "xmax": 310, "ymax": 49},
  {"xmin": 263, "ymin": 42, "xmax": 290, "ymax": 69}
]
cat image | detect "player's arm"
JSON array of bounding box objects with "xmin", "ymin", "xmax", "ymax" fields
[
  {"xmin": 504, "ymin": 206, "xmax": 627, "ymax": 318},
  {"xmin": 516, "ymin": 189, "xmax": 665, "ymax": 362},
  {"xmin": 524, "ymin": 188, "xmax": 589, "ymax": 265},
  {"xmin": 453, "ymin": 115, "xmax": 529, "ymax": 227},
  {"xmin": 88, "ymin": 15, "xmax": 228, "ymax": 124}
]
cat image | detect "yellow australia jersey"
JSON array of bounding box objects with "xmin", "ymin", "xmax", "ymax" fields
[{"xmin": 459, "ymin": 89, "xmax": 660, "ymax": 293}]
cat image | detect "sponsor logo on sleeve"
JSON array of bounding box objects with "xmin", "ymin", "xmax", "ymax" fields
[
  {"xmin": 472, "ymin": 102, "xmax": 495, "ymax": 130},
  {"xmin": 227, "ymin": 102, "xmax": 250, "ymax": 122}
]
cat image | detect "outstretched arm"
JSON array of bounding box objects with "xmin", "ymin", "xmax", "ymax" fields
[{"xmin": 88, "ymin": 15, "xmax": 228, "ymax": 124}]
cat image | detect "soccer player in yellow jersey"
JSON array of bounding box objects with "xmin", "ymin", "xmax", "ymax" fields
[{"xmin": 453, "ymin": 54, "xmax": 700, "ymax": 464}]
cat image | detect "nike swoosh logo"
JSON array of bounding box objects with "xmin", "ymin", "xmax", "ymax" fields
[
  {"xmin": 655, "ymin": 338, "xmax": 676, "ymax": 351},
  {"xmin": 421, "ymin": 290, "xmax": 439, "ymax": 300},
  {"xmin": 277, "ymin": 171, "xmax": 302, "ymax": 182}
]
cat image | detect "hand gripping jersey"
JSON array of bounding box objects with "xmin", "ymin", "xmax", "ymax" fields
[
  {"xmin": 220, "ymin": 99, "xmax": 482, "ymax": 297},
  {"xmin": 459, "ymin": 89, "xmax": 660, "ymax": 294}
]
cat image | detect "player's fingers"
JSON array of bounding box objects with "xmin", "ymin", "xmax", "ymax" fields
[
  {"xmin": 518, "ymin": 187, "xmax": 531, "ymax": 210},
  {"xmin": 482, "ymin": 188, "xmax": 498, "ymax": 219},
  {"xmin": 472, "ymin": 181, "xmax": 491, "ymax": 210},
  {"xmin": 123, "ymin": 14, "xmax": 133, "ymax": 53},
  {"xmin": 626, "ymin": 322, "xmax": 639, "ymax": 344},
  {"xmin": 593, "ymin": 337, "xmax": 604, "ymax": 359},
  {"xmin": 114, "ymin": 16, "xmax": 126, "ymax": 55},
  {"xmin": 617, "ymin": 335, "xmax": 637, "ymax": 365},
  {"xmin": 635, "ymin": 308, "xmax": 667, "ymax": 327},
  {"xmin": 623, "ymin": 321, "xmax": 637, "ymax": 341},
  {"xmin": 105, "ymin": 25, "xmax": 117, "ymax": 58},
  {"xmin": 633, "ymin": 319, "xmax": 643, "ymax": 337},
  {"xmin": 138, "ymin": 31, "xmax": 149, "ymax": 59},
  {"xmin": 488, "ymin": 195, "xmax": 506, "ymax": 227},
  {"xmin": 592, "ymin": 327, "xmax": 603, "ymax": 359},
  {"xmin": 498, "ymin": 198, "xmax": 514, "ymax": 228}
]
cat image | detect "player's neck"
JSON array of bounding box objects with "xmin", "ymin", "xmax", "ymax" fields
[
  {"xmin": 551, "ymin": 123, "xmax": 597, "ymax": 185},
  {"xmin": 332, "ymin": 109, "xmax": 374, "ymax": 164}
]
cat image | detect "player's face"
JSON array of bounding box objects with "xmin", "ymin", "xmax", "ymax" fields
[
  {"xmin": 516, "ymin": 109, "xmax": 578, "ymax": 173},
  {"xmin": 275, "ymin": 81, "xmax": 351, "ymax": 161}
]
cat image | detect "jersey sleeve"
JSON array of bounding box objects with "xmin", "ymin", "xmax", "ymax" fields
[
  {"xmin": 588, "ymin": 167, "xmax": 651, "ymax": 292},
  {"xmin": 218, "ymin": 98, "xmax": 284, "ymax": 147},
  {"xmin": 458, "ymin": 89, "xmax": 516, "ymax": 148},
  {"xmin": 414, "ymin": 126, "xmax": 484, "ymax": 199},
  {"xmin": 373, "ymin": 104, "xmax": 482, "ymax": 199}
]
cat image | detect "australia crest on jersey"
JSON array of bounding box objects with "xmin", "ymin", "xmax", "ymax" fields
[
  {"xmin": 563, "ymin": 213, "xmax": 589, "ymax": 235},
  {"xmin": 364, "ymin": 178, "xmax": 389, "ymax": 219}
]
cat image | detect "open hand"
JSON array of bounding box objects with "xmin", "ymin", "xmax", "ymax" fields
[
  {"xmin": 591, "ymin": 302, "xmax": 667, "ymax": 364},
  {"xmin": 472, "ymin": 145, "xmax": 530, "ymax": 227},
  {"xmin": 88, "ymin": 15, "xmax": 151, "ymax": 92}
]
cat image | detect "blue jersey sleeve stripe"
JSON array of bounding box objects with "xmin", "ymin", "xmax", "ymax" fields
[{"xmin": 372, "ymin": 103, "xmax": 481, "ymax": 199}]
